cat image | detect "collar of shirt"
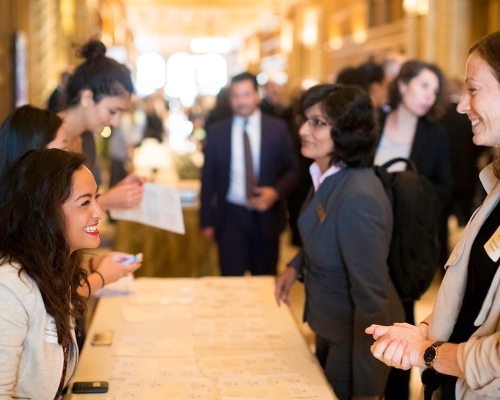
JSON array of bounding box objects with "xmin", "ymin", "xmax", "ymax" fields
[
  {"xmin": 233, "ymin": 109, "xmax": 261, "ymax": 130},
  {"xmin": 309, "ymin": 162, "xmax": 343, "ymax": 192}
]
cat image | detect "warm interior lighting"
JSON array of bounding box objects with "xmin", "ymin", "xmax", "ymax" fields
[
  {"xmin": 302, "ymin": 8, "xmax": 319, "ymax": 48},
  {"xmin": 327, "ymin": 16, "xmax": 343, "ymax": 51},
  {"xmin": 353, "ymin": 30, "xmax": 367, "ymax": 44},
  {"xmin": 403, "ymin": 0, "xmax": 429, "ymax": 16},
  {"xmin": 190, "ymin": 37, "xmax": 232, "ymax": 54},
  {"xmin": 247, "ymin": 36, "xmax": 260, "ymax": 64},
  {"xmin": 329, "ymin": 37, "xmax": 343, "ymax": 50},
  {"xmin": 280, "ymin": 20, "xmax": 293, "ymax": 54},
  {"xmin": 351, "ymin": 3, "xmax": 368, "ymax": 44},
  {"xmin": 60, "ymin": 0, "xmax": 75, "ymax": 35}
]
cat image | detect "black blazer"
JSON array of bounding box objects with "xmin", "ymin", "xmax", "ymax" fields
[
  {"xmin": 200, "ymin": 114, "xmax": 299, "ymax": 239},
  {"xmin": 379, "ymin": 114, "xmax": 452, "ymax": 203}
]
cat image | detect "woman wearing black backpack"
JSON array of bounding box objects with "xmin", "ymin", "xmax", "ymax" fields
[
  {"xmin": 374, "ymin": 60, "xmax": 453, "ymax": 400},
  {"xmin": 275, "ymin": 84, "xmax": 404, "ymax": 400}
]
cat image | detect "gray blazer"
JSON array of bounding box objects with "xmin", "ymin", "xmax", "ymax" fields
[
  {"xmin": 289, "ymin": 167, "xmax": 404, "ymax": 396},
  {"xmin": 0, "ymin": 263, "xmax": 78, "ymax": 399}
]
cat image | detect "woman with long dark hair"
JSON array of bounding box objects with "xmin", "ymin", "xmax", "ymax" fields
[
  {"xmin": 0, "ymin": 149, "xmax": 100, "ymax": 398},
  {"xmin": 59, "ymin": 39, "xmax": 144, "ymax": 210},
  {"xmin": 0, "ymin": 105, "xmax": 141, "ymax": 298}
]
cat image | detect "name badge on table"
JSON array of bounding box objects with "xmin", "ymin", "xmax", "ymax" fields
[
  {"xmin": 44, "ymin": 314, "xmax": 58, "ymax": 343},
  {"xmin": 484, "ymin": 225, "xmax": 500, "ymax": 262},
  {"xmin": 316, "ymin": 204, "xmax": 326, "ymax": 223}
]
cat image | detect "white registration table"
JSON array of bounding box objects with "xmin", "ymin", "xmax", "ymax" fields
[{"xmin": 66, "ymin": 276, "xmax": 336, "ymax": 400}]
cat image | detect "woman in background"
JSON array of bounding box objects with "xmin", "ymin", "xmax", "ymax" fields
[
  {"xmin": 275, "ymin": 84, "xmax": 403, "ymax": 400},
  {"xmin": 374, "ymin": 60, "xmax": 452, "ymax": 400},
  {"xmin": 59, "ymin": 39, "xmax": 144, "ymax": 211}
]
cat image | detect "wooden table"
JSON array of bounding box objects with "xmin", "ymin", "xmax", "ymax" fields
[{"xmin": 66, "ymin": 277, "xmax": 336, "ymax": 400}]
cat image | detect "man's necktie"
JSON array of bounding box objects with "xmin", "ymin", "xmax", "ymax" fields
[{"xmin": 243, "ymin": 120, "xmax": 256, "ymax": 200}]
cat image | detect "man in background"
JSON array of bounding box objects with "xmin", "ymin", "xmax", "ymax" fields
[{"xmin": 200, "ymin": 72, "xmax": 299, "ymax": 276}]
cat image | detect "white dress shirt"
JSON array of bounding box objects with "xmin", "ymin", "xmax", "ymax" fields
[
  {"xmin": 309, "ymin": 162, "xmax": 343, "ymax": 192},
  {"xmin": 226, "ymin": 110, "xmax": 262, "ymax": 206}
]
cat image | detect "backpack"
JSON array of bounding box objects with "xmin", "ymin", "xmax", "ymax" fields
[{"xmin": 374, "ymin": 157, "xmax": 442, "ymax": 302}]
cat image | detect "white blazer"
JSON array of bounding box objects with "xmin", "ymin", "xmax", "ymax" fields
[
  {"xmin": 425, "ymin": 163, "xmax": 500, "ymax": 399},
  {"xmin": 0, "ymin": 263, "xmax": 78, "ymax": 400}
]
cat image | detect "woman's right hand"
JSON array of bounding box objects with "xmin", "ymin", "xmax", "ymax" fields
[
  {"xmin": 95, "ymin": 252, "xmax": 142, "ymax": 286},
  {"xmin": 97, "ymin": 174, "xmax": 146, "ymax": 211},
  {"xmin": 275, "ymin": 267, "xmax": 297, "ymax": 306}
]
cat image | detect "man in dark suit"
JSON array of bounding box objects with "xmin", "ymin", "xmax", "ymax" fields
[{"xmin": 200, "ymin": 72, "xmax": 299, "ymax": 276}]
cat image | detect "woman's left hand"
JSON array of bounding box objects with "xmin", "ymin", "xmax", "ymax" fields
[{"xmin": 366, "ymin": 323, "xmax": 431, "ymax": 370}]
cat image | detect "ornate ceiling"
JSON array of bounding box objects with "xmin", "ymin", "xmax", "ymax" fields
[{"xmin": 123, "ymin": 0, "xmax": 301, "ymax": 56}]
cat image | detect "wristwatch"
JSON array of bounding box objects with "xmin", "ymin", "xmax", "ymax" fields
[{"xmin": 423, "ymin": 341, "xmax": 445, "ymax": 370}]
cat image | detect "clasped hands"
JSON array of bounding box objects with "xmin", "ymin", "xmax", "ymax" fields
[
  {"xmin": 365, "ymin": 322, "xmax": 431, "ymax": 370},
  {"xmin": 248, "ymin": 186, "xmax": 279, "ymax": 212}
]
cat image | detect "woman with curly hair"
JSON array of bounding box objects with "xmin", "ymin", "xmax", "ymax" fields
[{"xmin": 275, "ymin": 84, "xmax": 404, "ymax": 400}]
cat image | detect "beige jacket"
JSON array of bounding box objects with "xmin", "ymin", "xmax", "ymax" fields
[{"xmin": 426, "ymin": 163, "xmax": 500, "ymax": 399}]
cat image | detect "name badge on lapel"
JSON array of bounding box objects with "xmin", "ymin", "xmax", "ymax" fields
[
  {"xmin": 484, "ymin": 225, "xmax": 500, "ymax": 262},
  {"xmin": 44, "ymin": 314, "xmax": 58, "ymax": 343},
  {"xmin": 316, "ymin": 204, "xmax": 326, "ymax": 223}
]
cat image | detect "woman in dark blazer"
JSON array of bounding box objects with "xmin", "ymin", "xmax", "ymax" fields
[
  {"xmin": 375, "ymin": 60, "xmax": 451, "ymax": 202},
  {"xmin": 374, "ymin": 61, "xmax": 452, "ymax": 400},
  {"xmin": 275, "ymin": 84, "xmax": 404, "ymax": 400}
]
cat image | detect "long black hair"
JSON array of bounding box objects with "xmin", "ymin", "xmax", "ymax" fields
[
  {"xmin": 0, "ymin": 105, "xmax": 62, "ymax": 181},
  {"xmin": 0, "ymin": 149, "xmax": 88, "ymax": 344}
]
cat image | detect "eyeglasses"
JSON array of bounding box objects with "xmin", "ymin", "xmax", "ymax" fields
[{"xmin": 303, "ymin": 116, "xmax": 334, "ymax": 128}]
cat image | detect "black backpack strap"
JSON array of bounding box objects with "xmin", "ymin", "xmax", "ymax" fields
[{"xmin": 381, "ymin": 157, "xmax": 418, "ymax": 173}]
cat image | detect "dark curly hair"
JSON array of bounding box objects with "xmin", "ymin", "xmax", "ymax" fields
[
  {"xmin": 0, "ymin": 105, "xmax": 62, "ymax": 182},
  {"xmin": 300, "ymin": 84, "xmax": 378, "ymax": 168},
  {"xmin": 0, "ymin": 149, "xmax": 89, "ymax": 344},
  {"xmin": 66, "ymin": 39, "xmax": 134, "ymax": 108},
  {"xmin": 387, "ymin": 60, "xmax": 447, "ymax": 120}
]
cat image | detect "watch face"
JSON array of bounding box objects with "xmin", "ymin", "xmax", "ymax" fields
[{"xmin": 423, "ymin": 346, "xmax": 437, "ymax": 364}]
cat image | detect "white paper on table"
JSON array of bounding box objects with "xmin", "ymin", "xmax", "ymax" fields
[
  {"xmin": 216, "ymin": 373, "xmax": 318, "ymax": 399},
  {"xmin": 109, "ymin": 357, "xmax": 201, "ymax": 380},
  {"xmin": 110, "ymin": 378, "xmax": 217, "ymax": 400},
  {"xmin": 109, "ymin": 183, "xmax": 185, "ymax": 234},
  {"xmin": 199, "ymin": 353, "xmax": 290, "ymax": 378},
  {"xmin": 94, "ymin": 274, "xmax": 136, "ymax": 298}
]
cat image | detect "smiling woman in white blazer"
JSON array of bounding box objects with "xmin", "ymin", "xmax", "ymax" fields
[
  {"xmin": 367, "ymin": 31, "xmax": 500, "ymax": 400},
  {"xmin": 0, "ymin": 149, "xmax": 104, "ymax": 399}
]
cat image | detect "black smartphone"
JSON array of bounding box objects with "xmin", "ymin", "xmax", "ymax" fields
[{"xmin": 72, "ymin": 381, "xmax": 108, "ymax": 394}]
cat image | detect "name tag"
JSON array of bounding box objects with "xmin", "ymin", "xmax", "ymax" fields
[
  {"xmin": 316, "ymin": 204, "xmax": 326, "ymax": 223},
  {"xmin": 484, "ymin": 225, "xmax": 500, "ymax": 262},
  {"xmin": 44, "ymin": 314, "xmax": 58, "ymax": 343}
]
